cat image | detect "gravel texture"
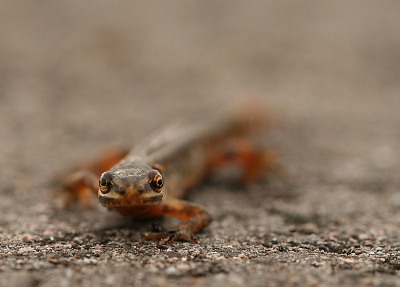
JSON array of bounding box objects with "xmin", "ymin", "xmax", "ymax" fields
[{"xmin": 1, "ymin": 1, "xmax": 400, "ymax": 286}]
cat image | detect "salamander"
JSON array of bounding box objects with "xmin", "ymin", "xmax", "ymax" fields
[{"xmin": 56, "ymin": 106, "xmax": 275, "ymax": 247}]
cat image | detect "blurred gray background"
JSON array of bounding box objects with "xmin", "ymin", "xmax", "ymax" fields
[{"xmin": 1, "ymin": 1, "xmax": 400, "ymax": 286}]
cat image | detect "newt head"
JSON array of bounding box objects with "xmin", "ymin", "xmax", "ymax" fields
[{"xmin": 98, "ymin": 166, "xmax": 164, "ymax": 208}]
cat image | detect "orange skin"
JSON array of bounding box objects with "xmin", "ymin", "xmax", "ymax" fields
[{"xmin": 56, "ymin": 110, "xmax": 274, "ymax": 247}]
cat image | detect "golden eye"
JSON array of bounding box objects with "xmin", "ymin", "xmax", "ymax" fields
[
  {"xmin": 155, "ymin": 178, "xmax": 163, "ymax": 188},
  {"xmin": 150, "ymin": 175, "xmax": 164, "ymax": 192},
  {"xmin": 99, "ymin": 172, "xmax": 113, "ymax": 194}
]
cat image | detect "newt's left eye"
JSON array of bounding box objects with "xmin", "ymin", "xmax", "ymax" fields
[
  {"xmin": 156, "ymin": 178, "xmax": 164, "ymax": 188},
  {"xmin": 150, "ymin": 175, "xmax": 164, "ymax": 192},
  {"xmin": 99, "ymin": 172, "xmax": 113, "ymax": 194}
]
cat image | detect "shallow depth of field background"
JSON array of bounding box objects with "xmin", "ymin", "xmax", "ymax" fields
[{"xmin": 1, "ymin": 1, "xmax": 400, "ymax": 287}]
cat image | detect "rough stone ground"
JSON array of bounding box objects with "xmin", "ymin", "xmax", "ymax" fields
[{"xmin": 1, "ymin": 1, "xmax": 400, "ymax": 286}]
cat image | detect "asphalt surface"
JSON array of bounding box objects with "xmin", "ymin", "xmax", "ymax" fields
[{"xmin": 1, "ymin": 1, "xmax": 400, "ymax": 286}]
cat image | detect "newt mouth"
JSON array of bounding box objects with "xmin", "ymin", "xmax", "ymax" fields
[{"xmin": 98, "ymin": 193, "xmax": 163, "ymax": 207}]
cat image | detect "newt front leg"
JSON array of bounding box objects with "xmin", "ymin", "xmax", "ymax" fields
[
  {"xmin": 54, "ymin": 148, "xmax": 129, "ymax": 208},
  {"xmin": 142, "ymin": 199, "xmax": 211, "ymax": 247}
]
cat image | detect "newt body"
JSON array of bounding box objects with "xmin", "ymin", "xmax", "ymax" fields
[{"xmin": 57, "ymin": 108, "xmax": 274, "ymax": 247}]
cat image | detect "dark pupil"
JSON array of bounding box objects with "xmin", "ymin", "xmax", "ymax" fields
[
  {"xmin": 100, "ymin": 178, "xmax": 110, "ymax": 188},
  {"xmin": 157, "ymin": 178, "xmax": 163, "ymax": 187}
]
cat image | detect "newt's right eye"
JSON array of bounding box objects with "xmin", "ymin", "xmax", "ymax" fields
[{"xmin": 99, "ymin": 172, "xmax": 113, "ymax": 194}]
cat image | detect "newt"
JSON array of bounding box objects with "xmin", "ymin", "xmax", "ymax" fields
[{"xmin": 56, "ymin": 106, "xmax": 275, "ymax": 247}]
